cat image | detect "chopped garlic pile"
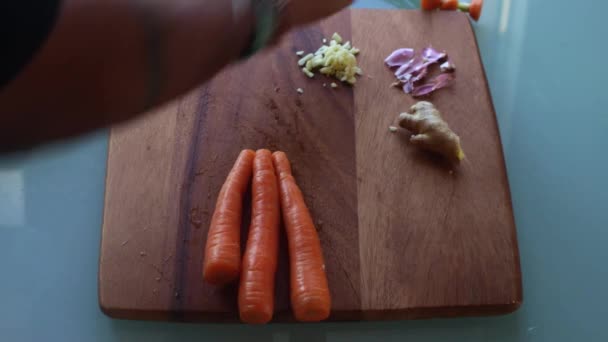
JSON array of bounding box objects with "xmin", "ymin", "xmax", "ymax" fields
[{"xmin": 296, "ymin": 32, "xmax": 362, "ymax": 85}]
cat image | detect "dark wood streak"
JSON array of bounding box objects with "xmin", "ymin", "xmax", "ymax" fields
[{"xmin": 169, "ymin": 86, "xmax": 210, "ymax": 319}]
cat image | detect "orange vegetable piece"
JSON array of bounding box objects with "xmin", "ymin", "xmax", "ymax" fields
[
  {"xmin": 238, "ymin": 150, "xmax": 281, "ymax": 324},
  {"xmin": 203, "ymin": 149, "xmax": 255, "ymax": 286},
  {"xmin": 440, "ymin": 0, "xmax": 459, "ymax": 10},
  {"xmin": 421, "ymin": 0, "xmax": 442, "ymax": 11},
  {"xmin": 272, "ymin": 151, "xmax": 331, "ymax": 322},
  {"xmin": 468, "ymin": 0, "xmax": 483, "ymax": 21}
]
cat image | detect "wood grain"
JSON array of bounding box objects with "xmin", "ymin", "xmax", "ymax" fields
[{"xmin": 99, "ymin": 9, "xmax": 522, "ymax": 322}]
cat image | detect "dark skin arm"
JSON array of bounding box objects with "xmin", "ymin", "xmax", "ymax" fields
[{"xmin": 0, "ymin": 0, "xmax": 351, "ymax": 152}]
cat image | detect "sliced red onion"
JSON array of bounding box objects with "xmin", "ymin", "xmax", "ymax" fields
[
  {"xmin": 403, "ymin": 82, "xmax": 414, "ymax": 94},
  {"xmin": 402, "ymin": 67, "xmax": 428, "ymax": 94},
  {"xmin": 440, "ymin": 60, "xmax": 456, "ymax": 73},
  {"xmin": 394, "ymin": 59, "xmax": 416, "ymax": 80},
  {"xmin": 412, "ymin": 73, "xmax": 455, "ymax": 97},
  {"xmin": 421, "ymin": 46, "xmax": 446, "ymax": 63},
  {"xmin": 395, "ymin": 56, "xmax": 420, "ymax": 80},
  {"xmin": 410, "ymin": 84, "xmax": 437, "ymax": 97},
  {"xmin": 386, "ymin": 46, "xmax": 453, "ymax": 96},
  {"xmin": 384, "ymin": 48, "xmax": 415, "ymax": 68},
  {"xmin": 394, "ymin": 46, "xmax": 446, "ymax": 80},
  {"xmin": 410, "ymin": 66, "xmax": 428, "ymax": 83}
]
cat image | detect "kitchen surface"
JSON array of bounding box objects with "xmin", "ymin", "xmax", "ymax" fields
[{"xmin": 1, "ymin": 0, "xmax": 607, "ymax": 340}]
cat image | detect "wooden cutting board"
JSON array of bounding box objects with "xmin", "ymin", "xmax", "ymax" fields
[{"xmin": 99, "ymin": 9, "xmax": 522, "ymax": 322}]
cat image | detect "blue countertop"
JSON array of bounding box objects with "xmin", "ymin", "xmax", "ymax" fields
[{"xmin": 1, "ymin": 0, "xmax": 607, "ymax": 340}]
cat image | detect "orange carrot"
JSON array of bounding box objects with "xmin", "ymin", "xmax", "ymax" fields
[
  {"xmin": 421, "ymin": 0, "xmax": 442, "ymax": 10},
  {"xmin": 203, "ymin": 149, "xmax": 255, "ymax": 286},
  {"xmin": 238, "ymin": 150, "xmax": 281, "ymax": 324},
  {"xmin": 468, "ymin": 0, "xmax": 483, "ymax": 21},
  {"xmin": 440, "ymin": 0, "xmax": 459, "ymax": 10},
  {"xmin": 272, "ymin": 151, "xmax": 331, "ymax": 322}
]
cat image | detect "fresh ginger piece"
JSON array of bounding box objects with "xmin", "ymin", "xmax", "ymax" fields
[{"xmin": 398, "ymin": 101, "xmax": 465, "ymax": 162}]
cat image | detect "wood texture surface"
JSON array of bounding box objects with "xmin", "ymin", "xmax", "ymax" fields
[{"xmin": 99, "ymin": 9, "xmax": 522, "ymax": 322}]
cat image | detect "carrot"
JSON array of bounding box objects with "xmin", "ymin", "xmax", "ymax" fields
[
  {"xmin": 440, "ymin": 0, "xmax": 459, "ymax": 10},
  {"xmin": 468, "ymin": 0, "xmax": 483, "ymax": 21},
  {"xmin": 238, "ymin": 149, "xmax": 281, "ymax": 324},
  {"xmin": 272, "ymin": 151, "xmax": 331, "ymax": 322},
  {"xmin": 203, "ymin": 149, "xmax": 255, "ymax": 286},
  {"xmin": 421, "ymin": 0, "xmax": 442, "ymax": 11}
]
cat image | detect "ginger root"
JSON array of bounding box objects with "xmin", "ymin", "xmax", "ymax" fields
[{"xmin": 398, "ymin": 101, "xmax": 465, "ymax": 162}]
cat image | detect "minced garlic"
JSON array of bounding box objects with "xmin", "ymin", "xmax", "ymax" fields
[
  {"xmin": 331, "ymin": 32, "xmax": 343, "ymax": 44},
  {"xmin": 302, "ymin": 68, "xmax": 314, "ymax": 78},
  {"xmin": 297, "ymin": 32, "xmax": 362, "ymax": 85},
  {"xmin": 298, "ymin": 53, "xmax": 314, "ymax": 67}
]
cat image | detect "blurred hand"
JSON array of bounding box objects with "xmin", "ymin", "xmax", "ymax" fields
[{"xmin": 282, "ymin": 0, "xmax": 353, "ymax": 29}]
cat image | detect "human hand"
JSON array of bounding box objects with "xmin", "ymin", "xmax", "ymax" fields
[{"xmin": 281, "ymin": 0, "xmax": 353, "ymax": 29}]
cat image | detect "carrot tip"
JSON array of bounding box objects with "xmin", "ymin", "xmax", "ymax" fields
[
  {"xmin": 421, "ymin": 0, "xmax": 442, "ymax": 10},
  {"xmin": 203, "ymin": 263, "xmax": 240, "ymax": 285},
  {"xmin": 295, "ymin": 307, "xmax": 331, "ymax": 322},
  {"xmin": 241, "ymin": 149, "xmax": 256, "ymax": 157},
  {"xmin": 440, "ymin": 0, "xmax": 459, "ymax": 10},
  {"xmin": 240, "ymin": 310, "xmax": 273, "ymax": 324},
  {"xmin": 271, "ymin": 151, "xmax": 292, "ymax": 175},
  {"xmin": 469, "ymin": 0, "xmax": 483, "ymax": 21}
]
